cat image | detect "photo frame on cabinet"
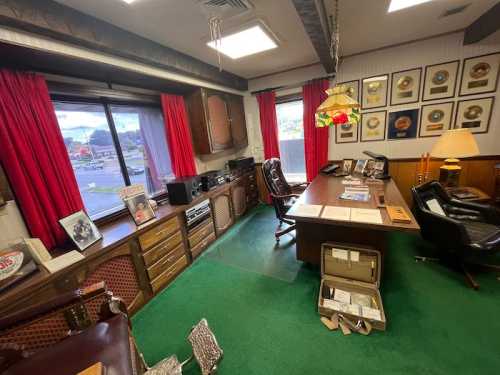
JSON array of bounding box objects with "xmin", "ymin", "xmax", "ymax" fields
[
  {"xmin": 335, "ymin": 122, "xmax": 359, "ymax": 143},
  {"xmin": 59, "ymin": 210, "xmax": 102, "ymax": 252},
  {"xmin": 338, "ymin": 80, "xmax": 360, "ymax": 102},
  {"xmin": 454, "ymin": 97, "xmax": 494, "ymax": 134},
  {"xmin": 422, "ymin": 60, "xmax": 459, "ymax": 101},
  {"xmin": 390, "ymin": 68, "xmax": 422, "ymax": 105},
  {"xmin": 419, "ymin": 101, "xmax": 454, "ymax": 138},
  {"xmin": 387, "ymin": 109, "xmax": 419, "ymax": 140},
  {"xmin": 361, "ymin": 74, "xmax": 389, "ymax": 109},
  {"xmin": 360, "ymin": 110, "xmax": 387, "ymax": 142},
  {"xmin": 459, "ymin": 53, "xmax": 500, "ymax": 96}
]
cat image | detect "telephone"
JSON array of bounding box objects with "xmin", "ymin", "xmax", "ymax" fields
[{"xmin": 320, "ymin": 163, "xmax": 340, "ymax": 175}]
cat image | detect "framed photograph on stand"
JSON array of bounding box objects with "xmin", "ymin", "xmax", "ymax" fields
[
  {"xmin": 361, "ymin": 74, "xmax": 389, "ymax": 109},
  {"xmin": 390, "ymin": 68, "xmax": 421, "ymax": 105},
  {"xmin": 459, "ymin": 53, "xmax": 500, "ymax": 96},
  {"xmin": 341, "ymin": 159, "xmax": 354, "ymax": 174},
  {"xmin": 125, "ymin": 193, "xmax": 156, "ymax": 226},
  {"xmin": 338, "ymin": 80, "xmax": 359, "ymax": 101},
  {"xmin": 360, "ymin": 111, "xmax": 386, "ymax": 142},
  {"xmin": 419, "ymin": 102, "xmax": 454, "ymax": 138},
  {"xmin": 353, "ymin": 160, "xmax": 368, "ymax": 176},
  {"xmin": 59, "ymin": 210, "xmax": 102, "ymax": 251},
  {"xmin": 335, "ymin": 122, "xmax": 359, "ymax": 143},
  {"xmin": 454, "ymin": 97, "xmax": 494, "ymax": 134},
  {"xmin": 422, "ymin": 60, "xmax": 459, "ymax": 101},
  {"xmin": 388, "ymin": 109, "xmax": 419, "ymax": 140}
]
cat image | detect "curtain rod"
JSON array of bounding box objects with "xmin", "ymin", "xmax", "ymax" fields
[{"xmin": 250, "ymin": 74, "xmax": 335, "ymax": 95}]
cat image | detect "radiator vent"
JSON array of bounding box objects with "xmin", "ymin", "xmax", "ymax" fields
[
  {"xmin": 199, "ymin": 0, "xmax": 254, "ymax": 19},
  {"xmin": 439, "ymin": 3, "xmax": 470, "ymax": 18}
]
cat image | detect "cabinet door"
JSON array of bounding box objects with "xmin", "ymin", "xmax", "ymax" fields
[
  {"xmin": 228, "ymin": 95, "xmax": 248, "ymax": 149},
  {"xmin": 206, "ymin": 91, "xmax": 233, "ymax": 151},
  {"xmin": 211, "ymin": 191, "xmax": 234, "ymax": 236},
  {"xmin": 232, "ymin": 179, "xmax": 247, "ymax": 218}
]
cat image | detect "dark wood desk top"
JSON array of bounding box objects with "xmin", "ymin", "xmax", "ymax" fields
[{"xmin": 286, "ymin": 174, "xmax": 420, "ymax": 233}]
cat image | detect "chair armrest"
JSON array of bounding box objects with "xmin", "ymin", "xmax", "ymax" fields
[
  {"xmin": 270, "ymin": 193, "xmax": 301, "ymax": 199},
  {"xmin": 416, "ymin": 208, "xmax": 470, "ymax": 245},
  {"xmin": 449, "ymin": 199, "xmax": 500, "ymax": 224},
  {"xmin": 290, "ymin": 182, "xmax": 309, "ymax": 188}
]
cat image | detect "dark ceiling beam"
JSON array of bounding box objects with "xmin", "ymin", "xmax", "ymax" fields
[
  {"xmin": 291, "ymin": 0, "xmax": 335, "ymax": 74},
  {"xmin": 0, "ymin": 0, "xmax": 247, "ymax": 91},
  {"xmin": 463, "ymin": 2, "xmax": 500, "ymax": 45}
]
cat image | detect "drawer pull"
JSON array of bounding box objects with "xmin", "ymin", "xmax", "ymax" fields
[{"xmin": 155, "ymin": 228, "xmax": 169, "ymax": 236}]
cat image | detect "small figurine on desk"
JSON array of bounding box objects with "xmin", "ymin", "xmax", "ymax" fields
[{"xmin": 417, "ymin": 152, "xmax": 430, "ymax": 185}]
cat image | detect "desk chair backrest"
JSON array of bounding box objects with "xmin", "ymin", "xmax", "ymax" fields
[{"xmin": 262, "ymin": 158, "xmax": 292, "ymax": 219}]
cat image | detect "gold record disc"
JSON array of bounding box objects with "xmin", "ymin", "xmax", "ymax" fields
[
  {"xmin": 432, "ymin": 70, "xmax": 449, "ymax": 85},
  {"xmin": 428, "ymin": 109, "xmax": 444, "ymax": 123},
  {"xmin": 470, "ymin": 62, "xmax": 490, "ymax": 79},
  {"xmin": 394, "ymin": 116, "xmax": 411, "ymax": 130},
  {"xmin": 367, "ymin": 81, "xmax": 382, "ymax": 94},
  {"xmin": 346, "ymin": 86, "xmax": 355, "ymax": 98},
  {"xmin": 366, "ymin": 117, "xmax": 380, "ymax": 129},
  {"xmin": 397, "ymin": 76, "xmax": 413, "ymax": 91},
  {"xmin": 464, "ymin": 105, "xmax": 482, "ymax": 120}
]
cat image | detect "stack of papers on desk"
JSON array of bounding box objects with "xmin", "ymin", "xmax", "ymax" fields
[
  {"xmin": 321, "ymin": 206, "xmax": 351, "ymax": 221},
  {"xmin": 289, "ymin": 204, "xmax": 323, "ymax": 218},
  {"xmin": 350, "ymin": 208, "xmax": 383, "ymax": 224}
]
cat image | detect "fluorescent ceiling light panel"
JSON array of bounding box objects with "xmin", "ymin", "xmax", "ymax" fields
[
  {"xmin": 120, "ymin": 0, "xmax": 136, "ymax": 4},
  {"xmin": 388, "ymin": 0, "xmax": 433, "ymax": 12},
  {"xmin": 207, "ymin": 25, "xmax": 277, "ymax": 59}
]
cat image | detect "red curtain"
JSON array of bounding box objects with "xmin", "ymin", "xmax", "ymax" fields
[
  {"xmin": 303, "ymin": 79, "xmax": 329, "ymax": 182},
  {"xmin": 161, "ymin": 94, "xmax": 197, "ymax": 178},
  {"xmin": 0, "ymin": 70, "xmax": 84, "ymax": 249},
  {"xmin": 256, "ymin": 91, "xmax": 280, "ymax": 160}
]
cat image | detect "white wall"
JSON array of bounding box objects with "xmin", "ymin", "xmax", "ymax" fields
[{"xmin": 244, "ymin": 31, "xmax": 500, "ymax": 162}]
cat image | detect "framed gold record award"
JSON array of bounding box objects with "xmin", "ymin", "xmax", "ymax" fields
[
  {"xmin": 454, "ymin": 97, "xmax": 494, "ymax": 134},
  {"xmin": 338, "ymin": 80, "xmax": 359, "ymax": 101},
  {"xmin": 361, "ymin": 74, "xmax": 388, "ymax": 109},
  {"xmin": 422, "ymin": 60, "xmax": 459, "ymax": 101},
  {"xmin": 419, "ymin": 102, "xmax": 453, "ymax": 138},
  {"xmin": 335, "ymin": 122, "xmax": 359, "ymax": 143},
  {"xmin": 361, "ymin": 111, "xmax": 386, "ymax": 142},
  {"xmin": 459, "ymin": 53, "xmax": 500, "ymax": 96},
  {"xmin": 390, "ymin": 68, "xmax": 421, "ymax": 105}
]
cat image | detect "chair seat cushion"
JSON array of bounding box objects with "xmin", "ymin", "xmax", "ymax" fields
[
  {"xmin": 464, "ymin": 221, "xmax": 500, "ymax": 244},
  {"xmin": 4, "ymin": 315, "xmax": 134, "ymax": 375}
]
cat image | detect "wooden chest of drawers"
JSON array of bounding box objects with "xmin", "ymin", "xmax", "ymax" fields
[
  {"xmin": 187, "ymin": 217, "xmax": 216, "ymax": 259},
  {"xmin": 139, "ymin": 216, "xmax": 180, "ymax": 250},
  {"xmin": 150, "ymin": 255, "xmax": 189, "ymax": 294}
]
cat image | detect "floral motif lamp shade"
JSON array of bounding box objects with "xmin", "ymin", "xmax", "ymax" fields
[{"xmin": 316, "ymin": 85, "xmax": 361, "ymax": 127}]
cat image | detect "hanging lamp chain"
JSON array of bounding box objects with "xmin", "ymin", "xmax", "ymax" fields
[
  {"xmin": 329, "ymin": 0, "xmax": 340, "ymax": 73},
  {"xmin": 209, "ymin": 16, "xmax": 223, "ymax": 72}
]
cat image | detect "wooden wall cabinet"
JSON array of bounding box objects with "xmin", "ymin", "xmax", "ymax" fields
[{"xmin": 186, "ymin": 88, "xmax": 248, "ymax": 154}]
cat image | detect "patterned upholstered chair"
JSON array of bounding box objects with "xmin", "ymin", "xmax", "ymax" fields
[{"xmin": 262, "ymin": 158, "xmax": 307, "ymax": 243}]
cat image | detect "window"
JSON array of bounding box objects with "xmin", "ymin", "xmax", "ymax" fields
[
  {"xmin": 276, "ymin": 100, "xmax": 306, "ymax": 182},
  {"xmin": 54, "ymin": 101, "xmax": 173, "ymax": 220}
]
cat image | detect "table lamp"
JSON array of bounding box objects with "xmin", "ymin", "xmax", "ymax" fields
[{"xmin": 430, "ymin": 129, "xmax": 479, "ymax": 187}]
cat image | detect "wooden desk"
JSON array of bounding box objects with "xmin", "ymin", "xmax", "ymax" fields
[{"xmin": 286, "ymin": 175, "xmax": 420, "ymax": 265}]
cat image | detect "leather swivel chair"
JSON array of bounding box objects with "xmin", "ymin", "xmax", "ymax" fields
[
  {"xmin": 262, "ymin": 158, "xmax": 307, "ymax": 243},
  {"xmin": 412, "ymin": 180, "xmax": 500, "ymax": 289}
]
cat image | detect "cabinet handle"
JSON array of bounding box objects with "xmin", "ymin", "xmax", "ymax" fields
[{"xmin": 155, "ymin": 228, "xmax": 169, "ymax": 237}]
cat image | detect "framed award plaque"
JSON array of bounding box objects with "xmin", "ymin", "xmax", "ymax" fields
[
  {"xmin": 361, "ymin": 74, "xmax": 389, "ymax": 109},
  {"xmin": 338, "ymin": 80, "xmax": 359, "ymax": 101},
  {"xmin": 419, "ymin": 102, "xmax": 454, "ymax": 138},
  {"xmin": 422, "ymin": 60, "xmax": 459, "ymax": 101},
  {"xmin": 459, "ymin": 53, "xmax": 500, "ymax": 96},
  {"xmin": 388, "ymin": 109, "xmax": 419, "ymax": 140},
  {"xmin": 454, "ymin": 97, "xmax": 494, "ymax": 134},
  {"xmin": 361, "ymin": 111, "xmax": 386, "ymax": 142},
  {"xmin": 390, "ymin": 68, "xmax": 421, "ymax": 106},
  {"xmin": 335, "ymin": 122, "xmax": 359, "ymax": 143}
]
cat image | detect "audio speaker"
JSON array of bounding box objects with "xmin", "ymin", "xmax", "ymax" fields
[{"xmin": 166, "ymin": 177, "xmax": 201, "ymax": 205}]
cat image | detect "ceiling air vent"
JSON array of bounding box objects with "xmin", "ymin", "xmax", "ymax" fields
[
  {"xmin": 199, "ymin": 0, "xmax": 254, "ymax": 19},
  {"xmin": 439, "ymin": 3, "xmax": 470, "ymax": 18}
]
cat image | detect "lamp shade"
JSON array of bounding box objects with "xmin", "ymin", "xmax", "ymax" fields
[
  {"xmin": 315, "ymin": 85, "xmax": 360, "ymax": 127},
  {"xmin": 430, "ymin": 129, "xmax": 480, "ymax": 158}
]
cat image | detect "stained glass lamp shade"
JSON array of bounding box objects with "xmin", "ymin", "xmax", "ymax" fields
[{"xmin": 315, "ymin": 85, "xmax": 360, "ymax": 127}]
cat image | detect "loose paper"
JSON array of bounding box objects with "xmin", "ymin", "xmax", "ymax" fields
[
  {"xmin": 350, "ymin": 208, "xmax": 383, "ymax": 224},
  {"xmin": 289, "ymin": 204, "xmax": 323, "ymax": 218},
  {"xmin": 331, "ymin": 248, "xmax": 348, "ymax": 260},
  {"xmin": 351, "ymin": 292, "xmax": 372, "ymax": 308},
  {"xmin": 347, "ymin": 304, "xmax": 361, "ymax": 316},
  {"xmin": 426, "ymin": 198, "xmax": 446, "ymax": 216},
  {"xmin": 323, "ymin": 299, "xmax": 342, "ymax": 311},
  {"xmin": 43, "ymin": 250, "xmax": 85, "ymax": 274},
  {"xmin": 321, "ymin": 206, "xmax": 351, "ymax": 221},
  {"xmin": 334, "ymin": 288, "xmax": 351, "ymax": 304},
  {"xmin": 362, "ymin": 306, "xmax": 382, "ymax": 321},
  {"xmin": 350, "ymin": 250, "xmax": 360, "ymax": 262}
]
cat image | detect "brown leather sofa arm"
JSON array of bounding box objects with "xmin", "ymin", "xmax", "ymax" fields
[{"xmin": 0, "ymin": 282, "xmax": 107, "ymax": 332}]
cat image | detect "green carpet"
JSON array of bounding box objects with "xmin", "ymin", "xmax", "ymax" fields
[{"xmin": 132, "ymin": 205, "xmax": 500, "ymax": 375}]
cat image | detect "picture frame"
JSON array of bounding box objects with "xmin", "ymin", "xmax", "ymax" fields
[
  {"xmin": 353, "ymin": 160, "xmax": 368, "ymax": 175},
  {"xmin": 360, "ymin": 110, "xmax": 387, "ymax": 142},
  {"xmin": 390, "ymin": 68, "xmax": 422, "ymax": 106},
  {"xmin": 59, "ymin": 210, "xmax": 102, "ymax": 251},
  {"xmin": 454, "ymin": 97, "xmax": 494, "ymax": 134},
  {"xmin": 338, "ymin": 80, "xmax": 360, "ymax": 102},
  {"xmin": 361, "ymin": 74, "xmax": 389, "ymax": 109},
  {"xmin": 388, "ymin": 109, "xmax": 419, "ymax": 140},
  {"xmin": 419, "ymin": 101, "xmax": 454, "ymax": 138},
  {"xmin": 335, "ymin": 122, "xmax": 359, "ymax": 143},
  {"xmin": 341, "ymin": 159, "xmax": 354, "ymax": 174},
  {"xmin": 125, "ymin": 193, "xmax": 156, "ymax": 226},
  {"xmin": 459, "ymin": 52, "xmax": 500, "ymax": 96},
  {"xmin": 422, "ymin": 60, "xmax": 459, "ymax": 101}
]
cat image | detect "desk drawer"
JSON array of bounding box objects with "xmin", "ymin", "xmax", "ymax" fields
[
  {"xmin": 147, "ymin": 242, "xmax": 186, "ymax": 280},
  {"xmin": 188, "ymin": 220, "xmax": 214, "ymax": 249},
  {"xmin": 151, "ymin": 255, "xmax": 188, "ymax": 294},
  {"xmin": 191, "ymin": 232, "xmax": 216, "ymax": 259},
  {"xmin": 143, "ymin": 230, "xmax": 183, "ymax": 266},
  {"xmin": 139, "ymin": 216, "xmax": 180, "ymax": 250}
]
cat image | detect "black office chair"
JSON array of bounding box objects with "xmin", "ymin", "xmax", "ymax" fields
[
  {"xmin": 412, "ymin": 180, "xmax": 500, "ymax": 289},
  {"xmin": 262, "ymin": 158, "xmax": 307, "ymax": 243}
]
